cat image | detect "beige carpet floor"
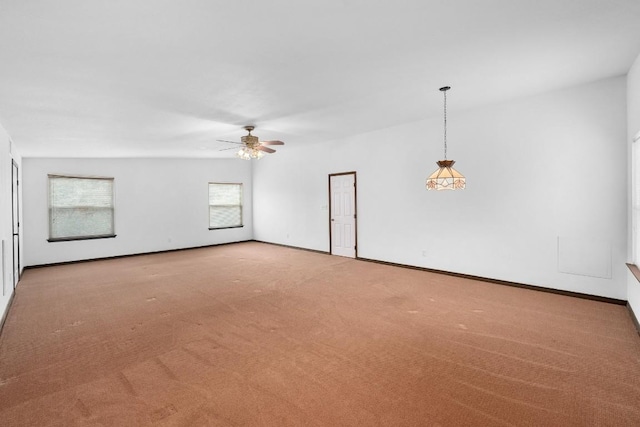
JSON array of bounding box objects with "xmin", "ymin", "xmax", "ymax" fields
[{"xmin": 0, "ymin": 241, "xmax": 639, "ymax": 426}]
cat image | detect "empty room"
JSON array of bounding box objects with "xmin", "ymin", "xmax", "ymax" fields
[{"xmin": 1, "ymin": 1, "xmax": 640, "ymax": 425}]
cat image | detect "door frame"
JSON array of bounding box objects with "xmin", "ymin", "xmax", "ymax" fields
[
  {"xmin": 11, "ymin": 159, "xmax": 20, "ymax": 289},
  {"xmin": 328, "ymin": 171, "xmax": 358, "ymax": 257}
]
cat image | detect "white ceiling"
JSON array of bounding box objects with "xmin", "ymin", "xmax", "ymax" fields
[{"xmin": 1, "ymin": 0, "xmax": 639, "ymax": 158}]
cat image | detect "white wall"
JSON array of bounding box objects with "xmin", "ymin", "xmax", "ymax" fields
[
  {"xmin": 23, "ymin": 158, "xmax": 252, "ymax": 265},
  {"xmin": 627, "ymin": 52, "xmax": 640, "ymax": 315},
  {"xmin": 0, "ymin": 123, "xmax": 21, "ymax": 324},
  {"xmin": 254, "ymin": 76, "xmax": 628, "ymax": 299}
]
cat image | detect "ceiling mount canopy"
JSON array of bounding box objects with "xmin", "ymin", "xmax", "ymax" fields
[
  {"xmin": 217, "ymin": 126, "xmax": 285, "ymax": 160},
  {"xmin": 426, "ymin": 86, "xmax": 466, "ymax": 191}
]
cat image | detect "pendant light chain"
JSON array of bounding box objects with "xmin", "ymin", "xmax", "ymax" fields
[{"xmin": 443, "ymin": 88, "xmax": 447, "ymax": 160}]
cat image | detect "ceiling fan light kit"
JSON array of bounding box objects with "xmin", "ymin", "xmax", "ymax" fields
[
  {"xmin": 237, "ymin": 146, "xmax": 265, "ymax": 160},
  {"xmin": 218, "ymin": 125, "xmax": 284, "ymax": 160},
  {"xmin": 426, "ymin": 86, "xmax": 466, "ymax": 191}
]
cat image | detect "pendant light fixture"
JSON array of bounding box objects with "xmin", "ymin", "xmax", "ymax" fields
[{"xmin": 426, "ymin": 86, "xmax": 466, "ymax": 191}]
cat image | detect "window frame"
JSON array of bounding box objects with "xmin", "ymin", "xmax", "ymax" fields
[
  {"xmin": 208, "ymin": 182, "xmax": 244, "ymax": 230},
  {"xmin": 633, "ymin": 131, "xmax": 640, "ymax": 264},
  {"xmin": 47, "ymin": 174, "xmax": 116, "ymax": 242}
]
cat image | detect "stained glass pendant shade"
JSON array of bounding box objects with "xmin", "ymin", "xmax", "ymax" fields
[{"xmin": 426, "ymin": 86, "xmax": 466, "ymax": 191}]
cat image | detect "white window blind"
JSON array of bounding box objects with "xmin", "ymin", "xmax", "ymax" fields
[
  {"xmin": 48, "ymin": 175, "xmax": 115, "ymax": 241},
  {"xmin": 209, "ymin": 183, "xmax": 243, "ymax": 229}
]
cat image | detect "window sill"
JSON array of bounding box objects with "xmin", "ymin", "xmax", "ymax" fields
[
  {"xmin": 48, "ymin": 234, "xmax": 117, "ymax": 243},
  {"xmin": 208, "ymin": 226, "xmax": 244, "ymax": 230}
]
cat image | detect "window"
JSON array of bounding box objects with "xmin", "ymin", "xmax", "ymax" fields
[
  {"xmin": 209, "ymin": 183, "xmax": 243, "ymax": 229},
  {"xmin": 48, "ymin": 175, "xmax": 115, "ymax": 242}
]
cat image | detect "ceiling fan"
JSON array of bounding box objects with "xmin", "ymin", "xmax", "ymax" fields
[{"xmin": 217, "ymin": 126, "xmax": 284, "ymax": 160}]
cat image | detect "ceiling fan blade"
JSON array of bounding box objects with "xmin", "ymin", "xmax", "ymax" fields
[
  {"xmin": 218, "ymin": 147, "xmax": 240, "ymax": 151},
  {"xmin": 257, "ymin": 146, "xmax": 276, "ymax": 154},
  {"xmin": 216, "ymin": 139, "xmax": 242, "ymax": 145},
  {"xmin": 260, "ymin": 140, "xmax": 284, "ymax": 146}
]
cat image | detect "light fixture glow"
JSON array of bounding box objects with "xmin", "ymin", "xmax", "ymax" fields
[
  {"xmin": 426, "ymin": 86, "xmax": 465, "ymax": 191},
  {"xmin": 237, "ymin": 146, "xmax": 265, "ymax": 160}
]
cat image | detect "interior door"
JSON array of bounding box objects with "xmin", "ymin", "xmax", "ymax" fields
[
  {"xmin": 329, "ymin": 172, "xmax": 356, "ymax": 258},
  {"xmin": 11, "ymin": 160, "xmax": 20, "ymax": 289}
]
